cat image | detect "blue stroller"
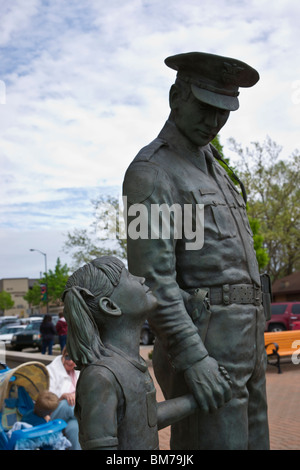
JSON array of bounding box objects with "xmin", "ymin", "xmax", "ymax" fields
[{"xmin": 0, "ymin": 361, "xmax": 68, "ymax": 450}]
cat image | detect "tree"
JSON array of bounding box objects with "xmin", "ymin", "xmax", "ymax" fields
[
  {"xmin": 229, "ymin": 136, "xmax": 300, "ymax": 280},
  {"xmin": 213, "ymin": 136, "xmax": 269, "ymax": 271},
  {"xmin": 0, "ymin": 291, "xmax": 14, "ymax": 312},
  {"xmin": 46, "ymin": 258, "xmax": 70, "ymax": 305},
  {"xmin": 211, "ymin": 135, "xmax": 239, "ymax": 184},
  {"xmin": 24, "ymin": 258, "xmax": 70, "ymax": 307},
  {"xmin": 63, "ymin": 195, "xmax": 127, "ymax": 270}
]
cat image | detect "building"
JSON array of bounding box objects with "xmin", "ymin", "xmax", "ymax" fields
[
  {"xmin": 0, "ymin": 278, "xmax": 34, "ymax": 317},
  {"xmin": 272, "ymin": 271, "xmax": 300, "ymax": 302},
  {"xmin": 0, "ymin": 277, "xmax": 42, "ymax": 317},
  {"xmin": 0, "ymin": 277, "xmax": 63, "ymax": 317}
]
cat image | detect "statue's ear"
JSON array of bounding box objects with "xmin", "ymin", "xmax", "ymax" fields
[
  {"xmin": 169, "ymin": 84, "xmax": 180, "ymax": 110},
  {"xmin": 99, "ymin": 297, "xmax": 122, "ymax": 317}
]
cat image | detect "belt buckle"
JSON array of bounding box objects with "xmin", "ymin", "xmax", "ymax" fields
[{"xmin": 230, "ymin": 285, "xmax": 253, "ymax": 304}]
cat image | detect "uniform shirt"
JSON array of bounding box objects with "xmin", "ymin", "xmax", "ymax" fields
[{"xmin": 123, "ymin": 120, "xmax": 260, "ymax": 371}]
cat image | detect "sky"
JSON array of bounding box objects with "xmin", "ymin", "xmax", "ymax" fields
[{"xmin": 0, "ymin": 0, "xmax": 299, "ymax": 279}]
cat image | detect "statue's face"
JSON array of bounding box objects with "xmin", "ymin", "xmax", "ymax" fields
[
  {"xmin": 171, "ymin": 89, "xmax": 230, "ymax": 147},
  {"xmin": 110, "ymin": 269, "xmax": 157, "ymax": 317}
]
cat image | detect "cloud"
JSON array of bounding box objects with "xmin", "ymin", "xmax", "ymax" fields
[{"xmin": 0, "ymin": 0, "xmax": 299, "ymax": 278}]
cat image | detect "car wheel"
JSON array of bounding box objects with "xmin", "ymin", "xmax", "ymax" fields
[
  {"xmin": 269, "ymin": 324, "xmax": 286, "ymax": 332},
  {"xmin": 140, "ymin": 329, "xmax": 150, "ymax": 345}
]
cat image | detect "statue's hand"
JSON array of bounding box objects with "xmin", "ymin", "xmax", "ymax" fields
[{"xmin": 184, "ymin": 356, "xmax": 232, "ymax": 413}]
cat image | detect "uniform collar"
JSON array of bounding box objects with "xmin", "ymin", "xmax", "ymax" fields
[{"xmin": 158, "ymin": 120, "xmax": 211, "ymax": 174}]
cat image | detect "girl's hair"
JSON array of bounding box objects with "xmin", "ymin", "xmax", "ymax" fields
[{"xmin": 62, "ymin": 256, "xmax": 124, "ymax": 369}]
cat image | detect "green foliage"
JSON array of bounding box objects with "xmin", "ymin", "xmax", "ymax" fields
[
  {"xmin": 211, "ymin": 135, "xmax": 239, "ymax": 185},
  {"xmin": 0, "ymin": 291, "xmax": 14, "ymax": 311},
  {"xmin": 248, "ymin": 217, "xmax": 270, "ymax": 270},
  {"xmin": 24, "ymin": 258, "xmax": 70, "ymax": 307},
  {"xmin": 230, "ymin": 136, "xmax": 300, "ymax": 280},
  {"xmin": 213, "ymin": 135, "xmax": 269, "ymax": 271}
]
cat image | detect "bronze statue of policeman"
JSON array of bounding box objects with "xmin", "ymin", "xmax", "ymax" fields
[{"xmin": 123, "ymin": 52, "xmax": 270, "ymax": 450}]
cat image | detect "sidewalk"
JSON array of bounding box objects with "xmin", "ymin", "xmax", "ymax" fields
[{"xmin": 141, "ymin": 347, "xmax": 300, "ymax": 450}]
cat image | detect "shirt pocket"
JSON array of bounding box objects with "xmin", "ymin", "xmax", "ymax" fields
[
  {"xmin": 210, "ymin": 202, "xmax": 237, "ymax": 239},
  {"xmin": 189, "ymin": 187, "xmax": 237, "ymax": 240},
  {"xmin": 226, "ymin": 182, "xmax": 253, "ymax": 236}
]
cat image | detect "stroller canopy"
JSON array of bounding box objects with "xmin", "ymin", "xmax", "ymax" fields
[{"xmin": 0, "ymin": 362, "xmax": 49, "ymax": 411}]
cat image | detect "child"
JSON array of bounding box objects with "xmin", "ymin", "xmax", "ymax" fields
[
  {"xmin": 22, "ymin": 390, "xmax": 59, "ymax": 426},
  {"xmin": 62, "ymin": 256, "xmax": 197, "ymax": 450}
]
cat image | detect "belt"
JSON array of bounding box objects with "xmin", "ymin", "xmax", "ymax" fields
[{"xmin": 199, "ymin": 284, "xmax": 262, "ymax": 306}]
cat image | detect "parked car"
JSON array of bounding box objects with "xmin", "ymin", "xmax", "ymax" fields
[
  {"xmin": 140, "ymin": 320, "xmax": 155, "ymax": 345},
  {"xmin": 11, "ymin": 317, "xmax": 59, "ymax": 351},
  {"xmin": 20, "ymin": 316, "xmax": 43, "ymax": 325},
  {"xmin": 0, "ymin": 316, "xmax": 20, "ymax": 329},
  {"xmin": 0, "ymin": 324, "xmax": 27, "ymax": 345},
  {"xmin": 265, "ymin": 302, "xmax": 300, "ymax": 332}
]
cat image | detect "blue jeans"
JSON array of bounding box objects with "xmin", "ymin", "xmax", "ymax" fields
[
  {"xmin": 51, "ymin": 400, "xmax": 81, "ymax": 450},
  {"xmin": 41, "ymin": 339, "xmax": 54, "ymax": 355},
  {"xmin": 58, "ymin": 335, "xmax": 67, "ymax": 352}
]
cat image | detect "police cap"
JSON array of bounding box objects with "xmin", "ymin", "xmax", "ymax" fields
[{"xmin": 165, "ymin": 52, "xmax": 259, "ymax": 111}]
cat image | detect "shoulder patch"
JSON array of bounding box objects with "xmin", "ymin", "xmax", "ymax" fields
[{"xmin": 123, "ymin": 162, "xmax": 158, "ymax": 204}]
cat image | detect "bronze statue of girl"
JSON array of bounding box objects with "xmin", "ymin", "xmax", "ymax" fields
[{"xmin": 62, "ymin": 256, "xmax": 197, "ymax": 450}]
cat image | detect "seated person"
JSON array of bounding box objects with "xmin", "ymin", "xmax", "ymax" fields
[
  {"xmin": 22, "ymin": 390, "xmax": 59, "ymax": 426},
  {"xmin": 47, "ymin": 347, "xmax": 79, "ymax": 406},
  {"xmin": 62, "ymin": 256, "xmax": 198, "ymax": 450},
  {"xmin": 46, "ymin": 347, "xmax": 81, "ymax": 450}
]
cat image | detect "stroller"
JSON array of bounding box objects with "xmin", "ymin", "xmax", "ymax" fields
[{"xmin": 0, "ymin": 361, "xmax": 69, "ymax": 450}]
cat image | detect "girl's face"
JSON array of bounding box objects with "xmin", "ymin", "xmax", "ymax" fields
[{"xmin": 110, "ymin": 268, "xmax": 157, "ymax": 317}]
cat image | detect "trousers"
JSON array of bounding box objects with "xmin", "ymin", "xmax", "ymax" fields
[
  {"xmin": 153, "ymin": 303, "xmax": 269, "ymax": 450},
  {"xmin": 51, "ymin": 400, "xmax": 81, "ymax": 450}
]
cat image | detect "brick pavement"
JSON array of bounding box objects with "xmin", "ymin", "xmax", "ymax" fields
[{"xmin": 140, "ymin": 346, "xmax": 300, "ymax": 450}]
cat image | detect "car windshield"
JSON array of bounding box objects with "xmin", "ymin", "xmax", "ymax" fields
[
  {"xmin": 0, "ymin": 325, "xmax": 24, "ymax": 334},
  {"xmin": 0, "ymin": 322, "xmax": 19, "ymax": 331},
  {"xmin": 25, "ymin": 322, "xmax": 42, "ymax": 330},
  {"xmin": 271, "ymin": 304, "xmax": 287, "ymax": 315}
]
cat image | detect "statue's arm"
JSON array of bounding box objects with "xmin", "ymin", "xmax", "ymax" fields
[
  {"xmin": 123, "ymin": 163, "xmax": 208, "ymax": 371},
  {"xmin": 124, "ymin": 164, "xmax": 232, "ymax": 411}
]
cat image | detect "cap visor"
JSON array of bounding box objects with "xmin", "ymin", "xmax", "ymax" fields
[{"xmin": 191, "ymin": 84, "xmax": 239, "ymax": 111}]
